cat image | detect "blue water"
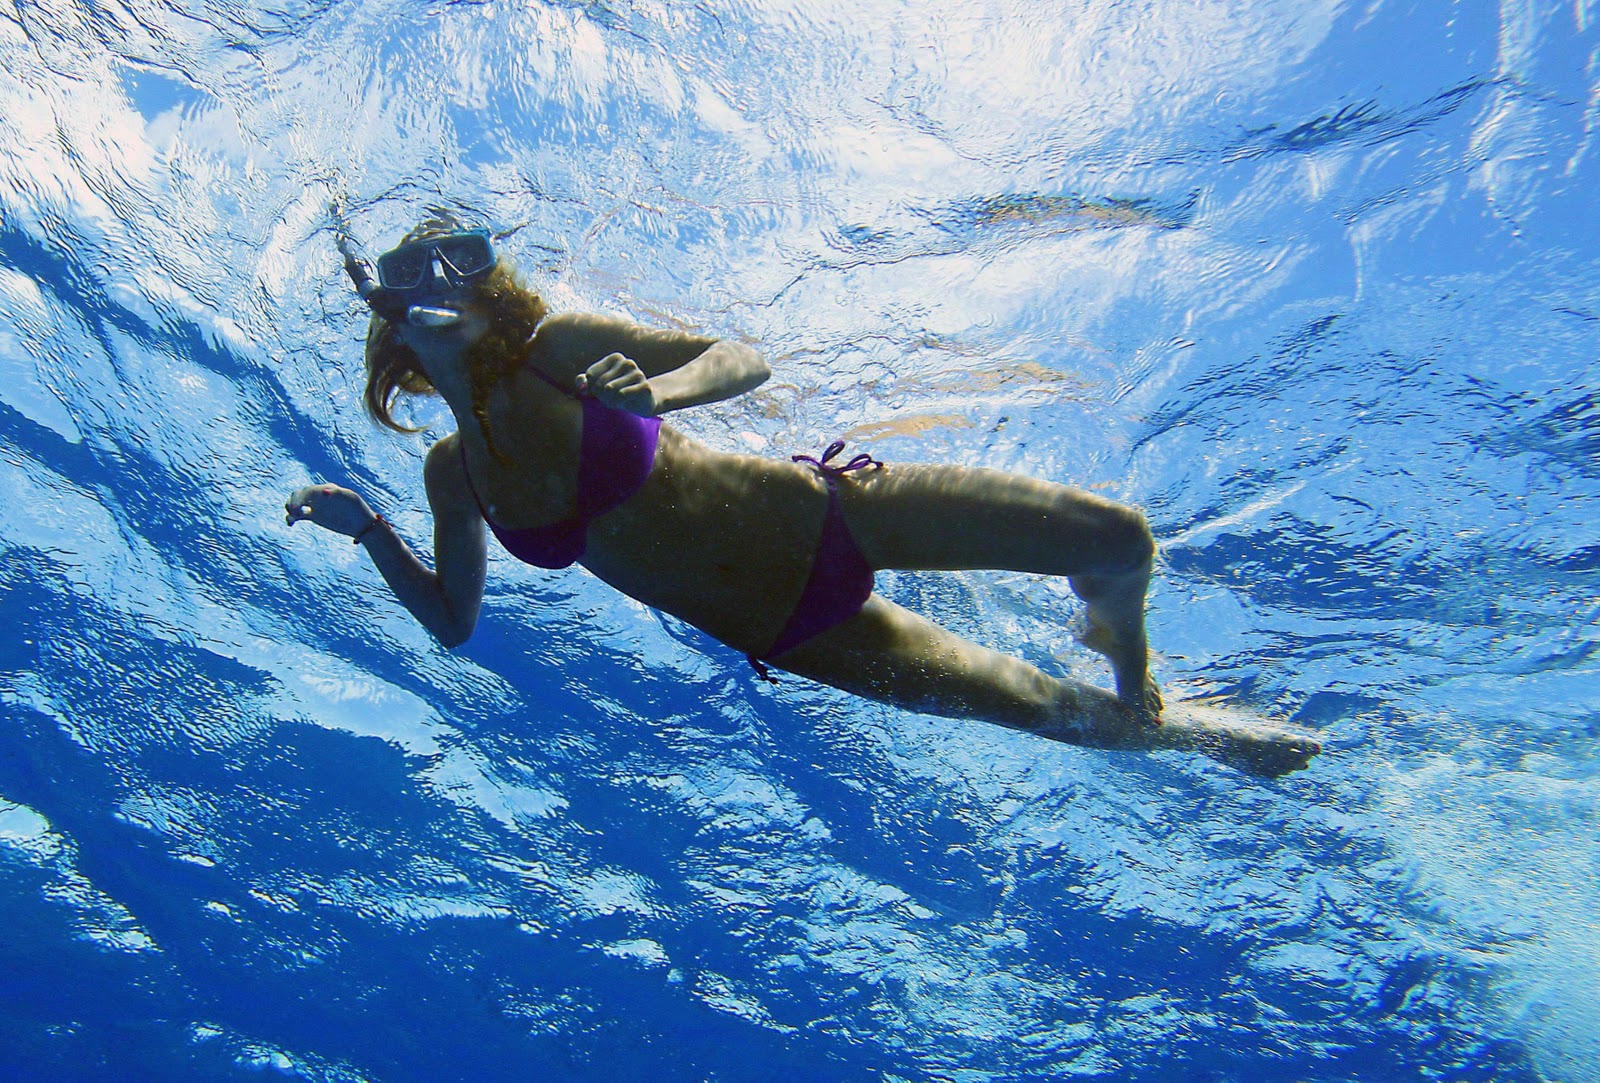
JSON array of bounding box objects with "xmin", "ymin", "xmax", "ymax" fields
[{"xmin": 1, "ymin": 0, "xmax": 1596, "ymax": 1079}]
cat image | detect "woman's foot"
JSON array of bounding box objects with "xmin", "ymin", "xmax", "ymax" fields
[
  {"xmin": 1076, "ymin": 611, "xmax": 1160, "ymax": 724},
  {"xmin": 1154, "ymin": 699, "xmax": 1321, "ymax": 777},
  {"xmin": 1053, "ymin": 682, "xmax": 1317, "ymax": 777}
]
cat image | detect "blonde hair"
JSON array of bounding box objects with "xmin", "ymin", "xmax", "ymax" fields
[{"xmin": 361, "ymin": 223, "xmax": 549, "ymax": 463}]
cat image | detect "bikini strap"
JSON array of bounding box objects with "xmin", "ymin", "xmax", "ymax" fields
[
  {"xmin": 746, "ymin": 654, "xmax": 779, "ymax": 684},
  {"xmin": 457, "ymin": 437, "xmax": 491, "ymax": 518},
  {"xmin": 528, "ymin": 365, "xmax": 579, "ymax": 398}
]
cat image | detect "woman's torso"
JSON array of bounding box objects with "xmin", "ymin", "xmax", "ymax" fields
[{"xmin": 454, "ymin": 352, "xmax": 832, "ymax": 654}]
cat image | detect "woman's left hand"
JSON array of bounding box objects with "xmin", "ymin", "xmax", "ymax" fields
[
  {"xmin": 576, "ymin": 352, "xmax": 657, "ymax": 416},
  {"xmin": 284, "ymin": 483, "xmax": 377, "ymax": 539}
]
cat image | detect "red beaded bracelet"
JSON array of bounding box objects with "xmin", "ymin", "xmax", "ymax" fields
[{"xmin": 352, "ymin": 514, "xmax": 387, "ymax": 545}]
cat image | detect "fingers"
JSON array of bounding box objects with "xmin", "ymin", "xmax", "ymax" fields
[
  {"xmin": 284, "ymin": 485, "xmax": 339, "ymax": 525},
  {"xmin": 284, "ymin": 493, "xmax": 312, "ymax": 524},
  {"xmin": 602, "ymin": 370, "xmax": 647, "ymax": 396},
  {"xmin": 584, "ymin": 353, "xmax": 645, "ymax": 396}
]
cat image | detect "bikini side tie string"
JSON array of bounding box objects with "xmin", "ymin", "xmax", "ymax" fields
[{"xmin": 791, "ymin": 439, "xmax": 883, "ymax": 479}]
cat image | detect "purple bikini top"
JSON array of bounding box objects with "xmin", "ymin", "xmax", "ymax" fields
[{"xmin": 460, "ymin": 367, "xmax": 662, "ymax": 569}]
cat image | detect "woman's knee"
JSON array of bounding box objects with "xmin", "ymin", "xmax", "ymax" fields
[
  {"xmin": 1052, "ymin": 493, "xmax": 1154, "ymax": 574},
  {"xmin": 1108, "ymin": 504, "xmax": 1156, "ymax": 572}
]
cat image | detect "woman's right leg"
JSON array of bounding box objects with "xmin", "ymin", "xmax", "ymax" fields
[
  {"xmin": 840, "ymin": 464, "xmax": 1152, "ymax": 576},
  {"xmin": 770, "ymin": 594, "xmax": 1320, "ymax": 777},
  {"xmin": 839, "ymin": 464, "xmax": 1159, "ymax": 716}
]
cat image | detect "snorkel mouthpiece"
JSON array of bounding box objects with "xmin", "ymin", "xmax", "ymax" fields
[{"xmin": 406, "ymin": 305, "xmax": 463, "ymax": 328}]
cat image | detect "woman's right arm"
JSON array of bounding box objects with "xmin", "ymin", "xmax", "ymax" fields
[
  {"xmin": 534, "ymin": 312, "xmax": 769, "ymax": 415},
  {"xmin": 285, "ymin": 439, "xmax": 486, "ymax": 648}
]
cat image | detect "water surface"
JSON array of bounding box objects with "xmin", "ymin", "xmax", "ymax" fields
[{"xmin": 1, "ymin": 0, "xmax": 1596, "ymax": 1079}]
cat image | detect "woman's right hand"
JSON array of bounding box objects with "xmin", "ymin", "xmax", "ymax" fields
[{"xmin": 285, "ymin": 484, "xmax": 377, "ymax": 540}]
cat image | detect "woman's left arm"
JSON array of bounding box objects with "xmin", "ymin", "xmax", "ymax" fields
[{"xmin": 535, "ymin": 312, "xmax": 770, "ymax": 415}]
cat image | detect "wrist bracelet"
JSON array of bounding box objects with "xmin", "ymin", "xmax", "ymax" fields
[{"xmin": 352, "ymin": 514, "xmax": 386, "ymax": 545}]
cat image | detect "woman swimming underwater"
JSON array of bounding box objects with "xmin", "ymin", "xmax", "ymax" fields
[{"xmin": 287, "ymin": 220, "xmax": 1320, "ymax": 777}]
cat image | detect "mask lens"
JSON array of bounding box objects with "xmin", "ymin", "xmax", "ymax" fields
[
  {"xmin": 375, "ymin": 231, "xmax": 495, "ymax": 295},
  {"xmin": 436, "ymin": 234, "xmax": 494, "ymax": 279},
  {"xmin": 377, "ymin": 245, "xmax": 431, "ymax": 289}
]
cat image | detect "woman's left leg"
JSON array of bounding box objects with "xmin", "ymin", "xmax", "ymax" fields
[
  {"xmin": 838, "ymin": 463, "xmax": 1159, "ymax": 715},
  {"xmin": 771, "ymin": 593, "xmax": 1137, "ymax": 742},
  {"xmin": 770, "ymin": 594, "xmax": 1320, "ymax": 777}
]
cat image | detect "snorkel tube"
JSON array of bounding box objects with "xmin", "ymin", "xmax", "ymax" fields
[{"xmin": 330, "ymin": 206, "xmax": 463, "ymax": 329}]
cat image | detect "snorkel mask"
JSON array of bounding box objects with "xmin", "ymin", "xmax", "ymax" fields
[{"xmin": 334, "ymin": 220, "xmax": 496, "ymax": 329}]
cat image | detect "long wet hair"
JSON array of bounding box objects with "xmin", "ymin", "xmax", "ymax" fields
[{"xmin": 362, "ymin": 219, "xmax": 548, "ymax": 463}]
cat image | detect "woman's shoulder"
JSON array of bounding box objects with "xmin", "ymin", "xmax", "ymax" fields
[
  {"xmin": 424, "ymin": 432, "xmax": 463, "ymax": 473},
  {"xmin": 522, "ymin": 311, "xmax": 589, "ymax": 384},
  {"xmin": 529, "ymin": 310, "xmax": 617, "ymax": 367},
  {"xmin": 424, "ymin": 432, "xmax": 487, "ymax": 505},
  {"xmin": 535, "ymin": 309, "xmax": 628, "ymax": 340}
]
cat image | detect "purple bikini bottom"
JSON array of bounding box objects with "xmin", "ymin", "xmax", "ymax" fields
[{"xmin": 747, "ymin": 442, "xmax": 880, "ymax": 682}]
